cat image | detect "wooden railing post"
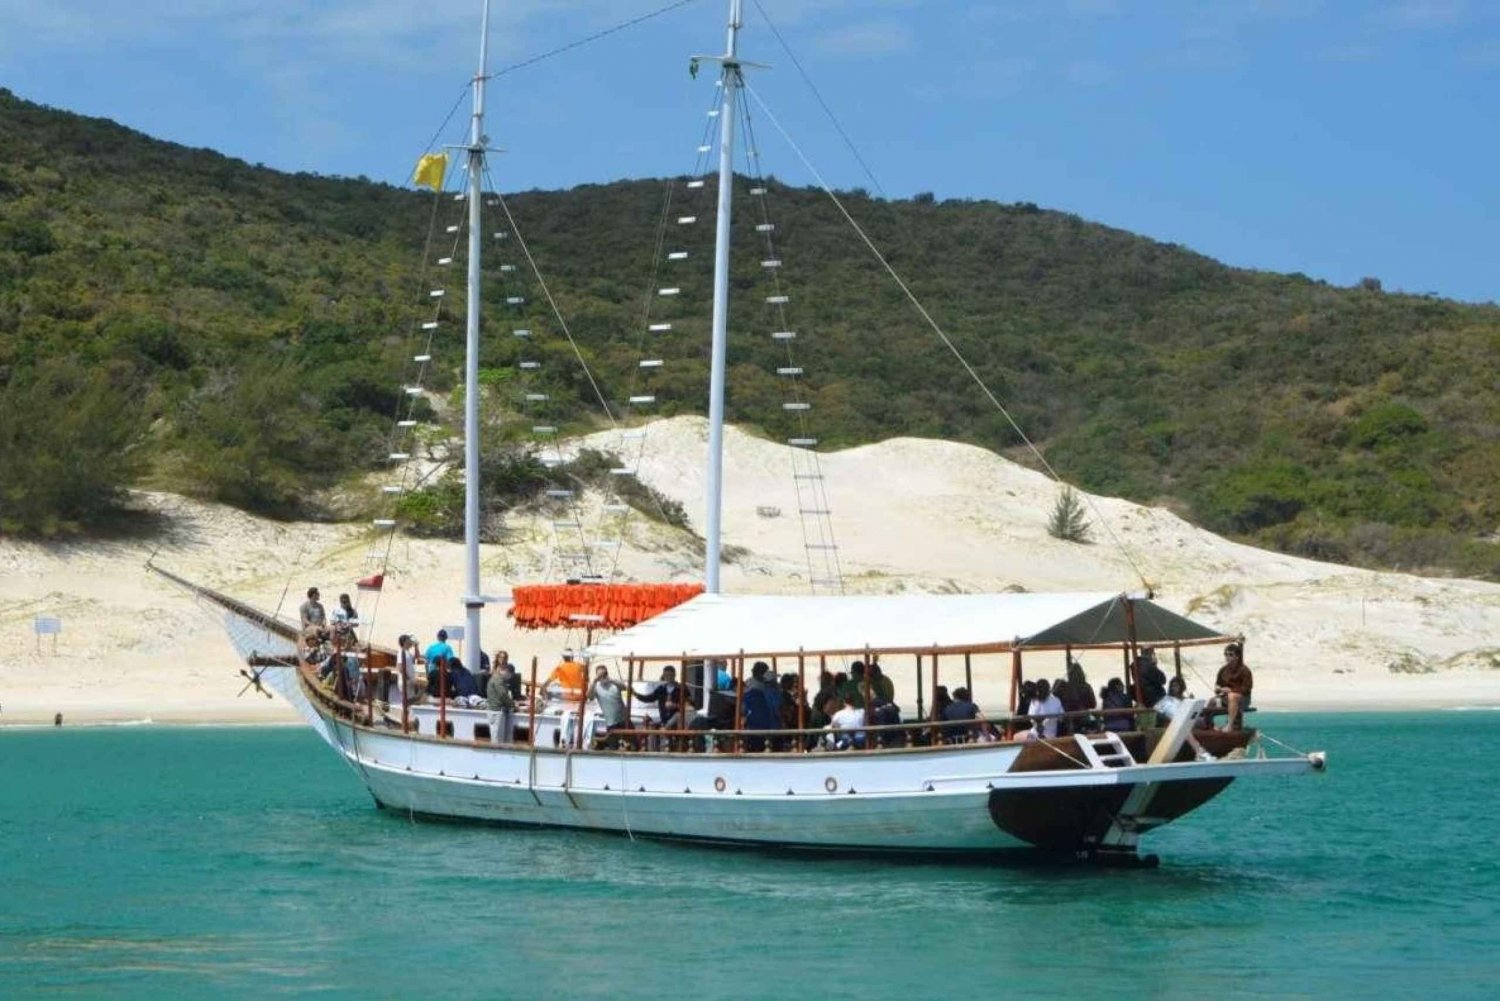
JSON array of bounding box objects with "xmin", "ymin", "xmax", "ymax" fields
[
  {"xmin": 930, "ymin": 651, "xmax": 941, "ymax": 744},
  {"xmin": 438, "ymin": 655, "xmax": 448, "ymax": 740},
  {"xmin": 797, "ymin": 649, "xmax": 806, "ymax": 751},
  {"xmin": 625, "ymin": 655, "xmax": 636, "ymax": 718},
  {"xmin": 915, "ymin": 653, "xmax": 925, "ymax": 723},
  {"xmin": 861, "ymin": 645, "xmax": 873, "ymax": 729},
  {"xmin": 527, "ymin": 656, "xmax": 538, "ymax": 746},
  {"xmin": 576, "ymin": 658, "xmax": 588, "ymax": 750},
  {"xmin": 734, "ymin": 651, "xmax": 745, "ymax": 753},
  {"xmin": 401, "ymin": 645, "xmax": 410, "ymax": 734}
]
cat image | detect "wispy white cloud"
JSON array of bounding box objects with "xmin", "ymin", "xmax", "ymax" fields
[
  {"xmin": 1065, "ymin": 0, "xmax": 1120, "ymax": 16},
  {"xmin": 1459, "ymin": 39, "xmax": 1500, "ymax": 67},
  {"xmin": 1320, "ymin": 41, "xmax": 1381, "ymax": 63},
  {"xmin": 969, "ymin": 55, "xmax": 1036, "ymax": 99},
  {"xmin": 816, "ymin": 20, "xmax": 912, "ymax": 56},
  {"xmin": 1063, "ymin": 59, "xmax": 1113, "ymax": 86},
  {"xmin": 1378, "ymin": 0, "xmax": 1468, "ymax": 29}
]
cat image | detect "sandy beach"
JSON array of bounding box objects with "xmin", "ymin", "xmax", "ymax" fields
[{"xmin": 4, "ymin": 416, "xmax": 1499, "ymax": 725}]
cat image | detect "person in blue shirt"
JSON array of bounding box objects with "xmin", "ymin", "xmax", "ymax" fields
[
  {"xmin": 742, "ymin": 661, "xmax": 782, "ymax": 751},
  {"xmin": 424, "ymin": 630, "xmax": 455, "ymax": 666}
]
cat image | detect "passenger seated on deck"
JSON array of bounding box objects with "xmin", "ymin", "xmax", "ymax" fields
[
  {"xmin": 542, "ymin": 650, "xmax": 589, "ymax": 702},
  {"xmin": 424, "ymin": 630, "xmax": 455, "ymax": 668},
  {"xmin": 426, "ymin": 656, "xmax": 452, "ymax": 701},
  {"xmin": 827, "ymin": 693, "xmax": 867, "ymax": 750},
  {"xmin": 1058, "ymin": 658, "xmax": 1096, "ymax": 714},
  {"xmin": 931, "ymin": 684, "xmax": 954, "ymax": 720},
  {"xmin": 811, "ymin": 671, "xmax": 837, "ymax": 727},
  {"xmin": 447, "ymin": 657, "xmax": 479, "ymax": 700},
  {"xmin": 1154, "ymin": 675, "xmax": 1191, "ymax": 721},
  {"xmin": 942, "ymin": 686, "xmax": 981, "ymax": 742},
  {"xmin": 636, "ymin": 666, "xmax": 686, "ymax": 730},
  {"xmin": 869, "ymin": 696, "xmax": 903, "ymax": 747},
  {"xmin": 869, "ymin": 663, "xmax": 895, "ymax": 704},
  {"xmin": 742, "ymin": 662, "xmax": 781, "ymax": 752},
  {"xmin": 779, "ymin": 673, "xmax": 812, "ymax": 750},
  {"xmin": 1014, "ymin": 680, "xmax": 1037, "ymax": 716},
  {"xmin": 1214, "ymin": 643, "xmax": 1254, "ymax": 732},
  {"xmin": 1100, "ymin": 677, "xmax": 1134, "ymax": 733},
  {"xmin": 331, "ymin": 593, "xmax": 359, "ymax": 646},
  {"xmin": 299, "ymin": 587, "xmax": 328, "ymax": 644},
  {"xmin": 1026, "ymin": 680, "xmax": 1064, "ymax": 739},
  {"xmin": 839, "ymin": 663, "xmax": 867, "ymax": 709},
  {"xmin": 1135, "ymin": 647, "xmax": 1167, "ymax": 708}
]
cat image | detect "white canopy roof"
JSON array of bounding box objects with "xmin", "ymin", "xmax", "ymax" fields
[{"xmin": 586, "ymin": 591, "xmax": 1229, "ymax": 661}]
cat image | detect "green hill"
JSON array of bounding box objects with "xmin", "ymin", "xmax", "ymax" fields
[{"xmin": 2, "ymin": 88, "xmax": 1497, "ymax": 578}]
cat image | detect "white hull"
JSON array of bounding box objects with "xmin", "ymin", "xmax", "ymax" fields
[{"xmin": 265, "ymin": 667, "xmax": 1316, "ymax": 856}]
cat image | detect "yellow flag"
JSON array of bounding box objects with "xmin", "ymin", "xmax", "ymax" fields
[{"xmin": 412, "ymin": 152, "xmax": 448, "ymax": 192}]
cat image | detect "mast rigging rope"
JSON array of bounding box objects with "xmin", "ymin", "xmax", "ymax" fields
[
  {"xmin": 741, "ymin": 81, "xmax": 1152, "ymax": 592},
  {"xmin": 486, "ymin": 0, "xmax": 704, "ymax": 82}
]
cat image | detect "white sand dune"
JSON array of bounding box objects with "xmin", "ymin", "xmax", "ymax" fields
[{"xmin": 3, "ymin": 415, "xmax": 1498, "ymax": 724}]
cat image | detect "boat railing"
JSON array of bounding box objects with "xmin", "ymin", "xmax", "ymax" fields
[
  {"xmin": 299, "ymin": 658, "xmax": 1181, "ymax": 751},
  {"xmin": 595, "ymin": 705, "xmax": 1167, "ymax": 754}
]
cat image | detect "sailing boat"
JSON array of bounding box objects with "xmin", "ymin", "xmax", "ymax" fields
[{"xmin": 154, "ymin": 0, "xmax": 1325, "ymax": 863}]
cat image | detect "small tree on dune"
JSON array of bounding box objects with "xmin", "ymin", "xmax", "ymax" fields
[{"xmin": 1047, "ymin": 485, "xmax": 1092, "ymax": 544}]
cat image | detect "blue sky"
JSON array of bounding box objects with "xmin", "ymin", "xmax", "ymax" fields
[{"xmin": 3, "ymin": 0, "xmax": 1498, "ymax": 301}]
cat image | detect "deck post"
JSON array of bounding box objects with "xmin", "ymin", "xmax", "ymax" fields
[
  {"xmin": 625, "ymin": 655, "xmax": 636, "ymax": 721},
  {"xmin": 931, "ymin": 652, "xmax": 941, "ymax": 744},
  {"xmin": 819, "ymin": 653, "xmax": 828, "ymax": 720},
  {"xmin": 1009, "ymin": 648, "xmax": 1022, "ymax": 737},
  {"xmin": 528, "ymin": 656, "xmax": 538, "ymax": 746},
  {"xmin": 797, "ymin": 649, "xmax": 807, "ymax": 750},
  {"xmin": 915, "ymin": 653, "xmax": 924, "ymax": 723},
  {"xmin": 1173, "ymin": 641, "xmax": 1183, "ymax": 684},
  {"xmin": 576, "ymin": 659, "xmax": 589, "ymax": 750},
  {"xmin": 734, "ymin": 651, "xmax": 745, "ymax": 753},
  {"xmin": 438, "ymin": 654, "xmax": 448, "ymax": 740},
  {"xmin": 862, "ymin": 645, "xmax": 873, "ymax": 727},
  {"xmin": 964, "ymin": 652, "xmax": 973, "ymax": 699},
  {"xmin": 1124, "ymin": 597, "xmax": 1145, "ymax": 706}
]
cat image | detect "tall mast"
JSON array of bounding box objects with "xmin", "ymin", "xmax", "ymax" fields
[
  {"xmin": 704, "ymin": 0, "xmax": 742, "ymax": 594},
  {"xmin": 463, "ymin": 0, "xmax": 492, "ymax": 659}
]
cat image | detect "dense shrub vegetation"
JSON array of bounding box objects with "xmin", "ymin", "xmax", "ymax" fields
[{"xmin": 1, "ymin": 90, "xmax": 1496, "ymax": 578}]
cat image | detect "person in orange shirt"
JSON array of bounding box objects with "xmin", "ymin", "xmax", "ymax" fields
[{"xmin": 542, "ymin": 650, "xmax": 588, "ymax": 702}]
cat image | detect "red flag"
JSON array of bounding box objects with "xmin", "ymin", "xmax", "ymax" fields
[{"xmin": 356, "ymin": 573, "xmax": 385, "ymax": 592}]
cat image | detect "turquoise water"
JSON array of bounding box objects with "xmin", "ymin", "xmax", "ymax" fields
[{"xmin": 1, "ymin": 713, "xmax": 1496, "ymax": 998}]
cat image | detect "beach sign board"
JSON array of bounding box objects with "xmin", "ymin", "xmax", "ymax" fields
[{"xmin": 34, "ymin": 615, "xmax": 61, "ymax": 653}]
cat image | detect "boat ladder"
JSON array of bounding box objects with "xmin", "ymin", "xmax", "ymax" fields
[{"xmin": 1074, "ymin": 731, "xmax": 1136, "ymax": 769}]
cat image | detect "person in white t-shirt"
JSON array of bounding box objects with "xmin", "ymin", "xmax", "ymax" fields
[
  {"xmin": 828, "ymin": 695, "xmax": 867, "ymax": 749},
  {"xmin": 1028, "ymin": 679, "xmax": 1065, "ymax": 739}
]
